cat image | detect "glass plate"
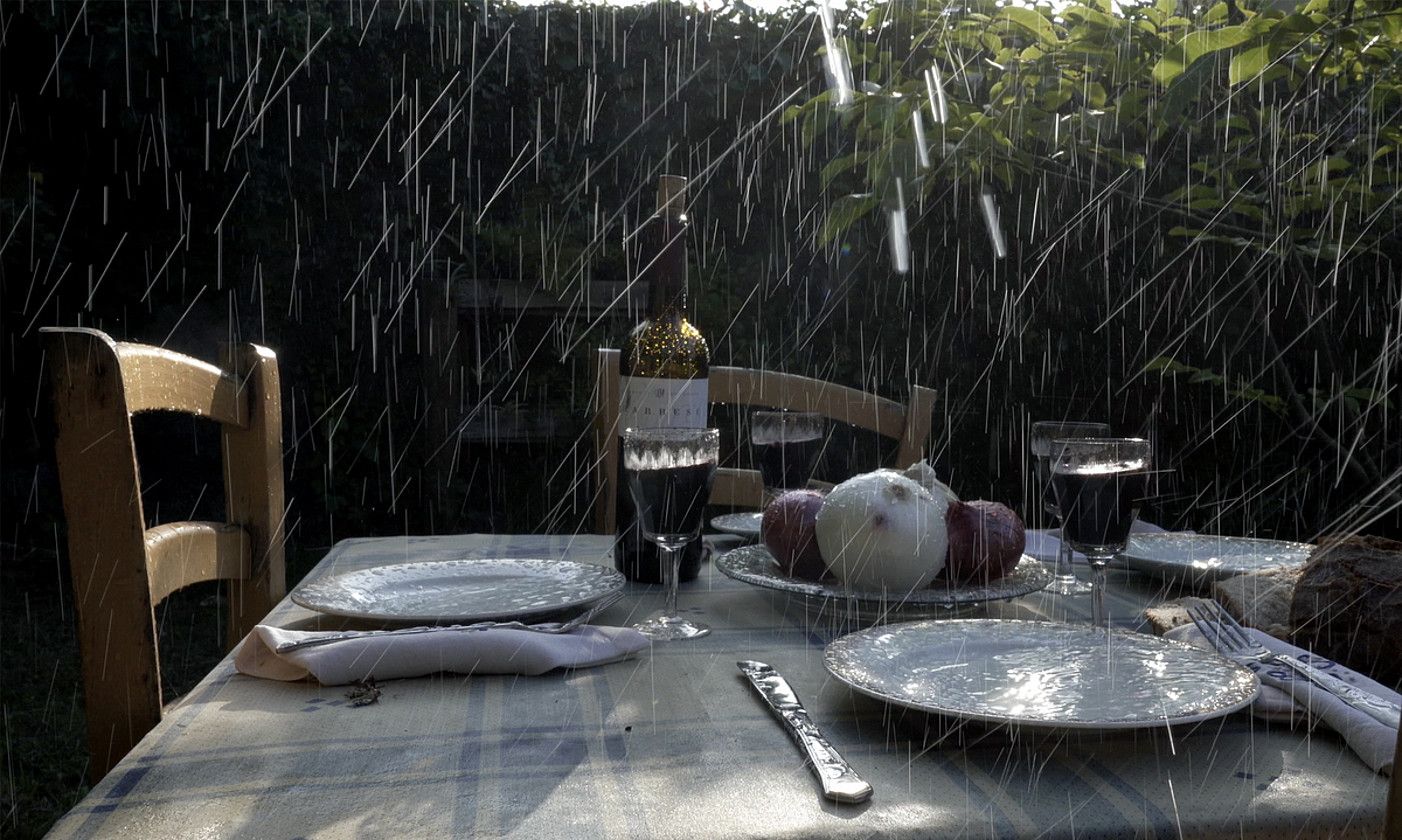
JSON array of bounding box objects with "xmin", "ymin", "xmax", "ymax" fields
[
  {"xmin": 1121, "ymin": 533, "xmax": 1314, "ymax": 583},
  {"xmin": 710, "ymin": 512, "xmax": 763, "ymax": 538},
  {"xmin": 826, "ymin": 619, "xmax": 1260, "ymax": 729},
  {"xmin": 714, "ymin": 543, "xmax": 1053, "ymax": 611},
  {"xmin": 290, "ymin": 558, "xmax": 625, "ymax": 623}
]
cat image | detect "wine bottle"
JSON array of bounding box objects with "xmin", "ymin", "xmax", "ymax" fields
[{"xmin": 615, "ymin": 175, "xmax": 709, "ymax": 583}]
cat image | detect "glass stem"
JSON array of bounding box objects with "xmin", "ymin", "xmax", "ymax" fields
[
  {"xmin": 661, "ymin": 542, "xmax": 681, "ymax": 616},
  {"xmin": 1090, "ymin": 561, "xmax": 1108, "ymax": 628},
  {"xmin": 1056, "ymin": 535, "xmax": 1075, "ymax": 581}
]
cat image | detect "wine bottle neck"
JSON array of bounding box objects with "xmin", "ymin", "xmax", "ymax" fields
[{"xmin": 643, "ymin": 212, "xmax": 688, "ymax": 318}]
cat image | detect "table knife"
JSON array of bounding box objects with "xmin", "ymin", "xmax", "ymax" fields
[{"xmin": 737, "ymin": 660, "xmax": 873, "ymax": 804}]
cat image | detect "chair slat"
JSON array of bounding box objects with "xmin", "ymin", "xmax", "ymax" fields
[
  {"xmin": 144, "ymin": 522, "xmax": 252, "ymax": 605},
  {"xmin": 116, "ymin": 343, "xmax": 248, "ymax": 426},
  {"xmin": 709, "ymin": 366, "xmax": 908, "ymax": 437}
]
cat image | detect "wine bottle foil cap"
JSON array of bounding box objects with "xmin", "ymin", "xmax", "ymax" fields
[{"xmin": 657, "ymin": 175, "xmax": 688, "ymax": 215}]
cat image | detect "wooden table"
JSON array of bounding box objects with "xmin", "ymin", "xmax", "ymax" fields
[{"xmin": 49, "ymin": 534, "xmax": 1387, "ymax": 838}]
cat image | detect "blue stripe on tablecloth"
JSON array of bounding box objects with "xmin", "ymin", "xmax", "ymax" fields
[
  {"xmin": 493, "ymin": 672, "xmax": 605, "ymax": 836},
  {"xmin": 931, "ymin": 751, "xmax": 1016, "ymax": 836},
  {"xmin": 1030, "ymin": 754, "xmax": 1143, "ymax": 839},
  {"xmin": 587, "ymin": 666, "xmax": 651, "ymax": 838},
  {"xmin": 450, "ymin": 676, "xmax": 488, "ymax": 837},
  {"xmin": 63, "ymin": 667, "xmax": 238, "ymax": 833},
  {"xmin": 1081, "ymin": 755, "xmax": 1173, "ymax": 831}
]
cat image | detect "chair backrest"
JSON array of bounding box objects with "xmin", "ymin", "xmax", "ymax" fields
[
  {"xmin": 42, "ymin": 327, "xmax": 285, "ymax": 782},
  {"xmin": 592, "ymin": 347, "xmax": 937, "ymax": 533}
]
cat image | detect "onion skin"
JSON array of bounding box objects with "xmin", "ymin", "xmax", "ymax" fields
[
  {"xmin": 761, "ymin": 490, "xmax": 828, "ymax": 580},
  {"xmin": 944, "ymin": 500, "xmax": 1026, "ymax": 583}
]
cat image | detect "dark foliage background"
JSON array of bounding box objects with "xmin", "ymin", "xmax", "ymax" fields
[{"xmin": 1, "ymin": 0, "xmax": 1396, "ymax": 834}]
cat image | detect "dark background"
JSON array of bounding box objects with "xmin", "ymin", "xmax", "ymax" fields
[{"xmin": 2, "ymin": 1, "xmax": 1396, "ymax": 835}]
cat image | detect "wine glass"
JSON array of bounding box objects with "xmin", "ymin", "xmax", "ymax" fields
[
  {"xmin": 1029, "ymin": 421, "xmax": 1110, "ymax": 596},
  {"xmin": 1049, "ymin": 437, "xmax": 1152, "ymax": 628},
  {"xmin": 623, "ymin": 427, "xmax": 720, "ymax": 641},
  {"xmin": 751, "ymin": 410, "xmax": 825, "ymax": 507}
]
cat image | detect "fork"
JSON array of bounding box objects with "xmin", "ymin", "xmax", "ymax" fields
[
  {"xmin": 275, "ymin": 591, "xmax": 625, "ymax": 653},
  {"xmin": 1185, "ymin": 602, "xmax": 1400, "ymax": 729}
]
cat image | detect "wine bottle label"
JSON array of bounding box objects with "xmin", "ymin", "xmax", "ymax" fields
[{"xmin": 619, "ymin": 376, "xmax": 708, "ymax": 430}]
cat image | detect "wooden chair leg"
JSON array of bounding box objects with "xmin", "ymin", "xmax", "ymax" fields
[{"xmin": 221, "ymin": 344, "xmax": 286, "ymax": 648}]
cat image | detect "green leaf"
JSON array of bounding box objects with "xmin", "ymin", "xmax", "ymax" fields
[
  {"xmin": 1344, "ymin": 386, "xmax": 1392, "ymax": 409},
  {"xmin": 1158, "ymin": 54, "xmax": 1217, "ymax": 126},
  {"xmin": 994, "ymin": 6, "xmax": 1058, "ymax": 47},
  {"xmin": 1143, "ymin": 356, "xmax": 1193, "ymax": 375},
  {"xmin": 1064, "ymin": 5, "xmax": 1115, "ymax": 29},
  {"xmin": 1229, "ymin": 44, "xmax": 1273, "ymax": 85},
  {"xmin": 1277, "ymin": 13, "xmax": 1326, "ymax": 35},
  {"xmin": 820, "ymin": 193, "xmax": 879, "ymax": 246},
  {"xmin": 820, "ymin": 152, "xmax": 867, "ymax": 189},
  {"xmin": 1153, "ymin": 26, "xmax": 1251, "ymax": 85}
]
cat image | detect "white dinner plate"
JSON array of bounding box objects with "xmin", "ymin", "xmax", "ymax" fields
[
  {"xmin": 714, "ymin": 544, "xmax": 1053, "ymax": 611},
  {"xmin": 710, "ymin": 512, "xmax": 763, "ymax": 538},
  {"xmin": 826, "ymin": 619, "xmax": 1260, "ymax": 729},
  {"xmin": 291, "ymin": 558, "xmax": 625, "ymax": 623},
  {"xmin": 1120, "ymin": 533, "xmax": 1314, "ymax": 583}
]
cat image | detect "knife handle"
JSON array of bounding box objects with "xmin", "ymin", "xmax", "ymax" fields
[
  {"xmin": 779, "ymin": 709, "xmax": 874, "ymax": 804},
  {"xmin": 1273, "ymin": 654, "xmax": 1401, "ymax": 729}
]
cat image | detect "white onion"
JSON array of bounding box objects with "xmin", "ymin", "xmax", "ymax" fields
[{"xmin": 815, "ymin": 471, "xmax": 949, "ymax": 592}]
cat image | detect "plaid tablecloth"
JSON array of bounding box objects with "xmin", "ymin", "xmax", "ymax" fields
[{"xmin": 49, "ymin": 534, "xmax": 1386, "ymax": 839}]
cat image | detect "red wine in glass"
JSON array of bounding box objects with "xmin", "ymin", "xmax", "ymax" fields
[
  {"xmin": 751, "ymin": 411, "xmax": 825, "ymax": 505},
  {"xmin": 1053, "ymin": 468, "xmax": 1149, "ymax": 555},
  {"xmin": 1049, "ymin": 437, "xmax": 1152, "ymax": 628},
  {"xmin": 622, "ymin": 427, "xmax": 719, "ymax": 642},
  {"xmin": 628, "ymin": 461, "xmax": 718, "ymax": 542},
  {"xmin": 1030, "ymin": 420, "xmax": 1109, "ymax": 597},
  {"xmin": 755, "ymin": 437, "xmax": 823, "ymax": 494}
]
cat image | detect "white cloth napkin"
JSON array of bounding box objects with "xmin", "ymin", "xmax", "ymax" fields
[
  {"xmin": 1166, "ymin": 623, "xmax": 1400, "ymax": 774},
  {"xmin": 235, "ymin": 624, "xmax": 650, "ymax": 685},
  {"xmin": 1024, "ymin": 520, "xmax": 1169, "ymax": 564}
]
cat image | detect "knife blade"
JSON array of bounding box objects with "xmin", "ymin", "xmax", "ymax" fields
[{"xmin": 737, "ymin": 660, "xmax": 873, "ymax": 804}]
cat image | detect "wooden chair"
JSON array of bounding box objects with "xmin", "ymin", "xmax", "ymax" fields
[
  {"xmin": 592, "ymin": 347, "xmax": 937, "ymax": 533},
  {"xmin": 42, "ymin": 327, "xmax": 286, "ymax": 782}
]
